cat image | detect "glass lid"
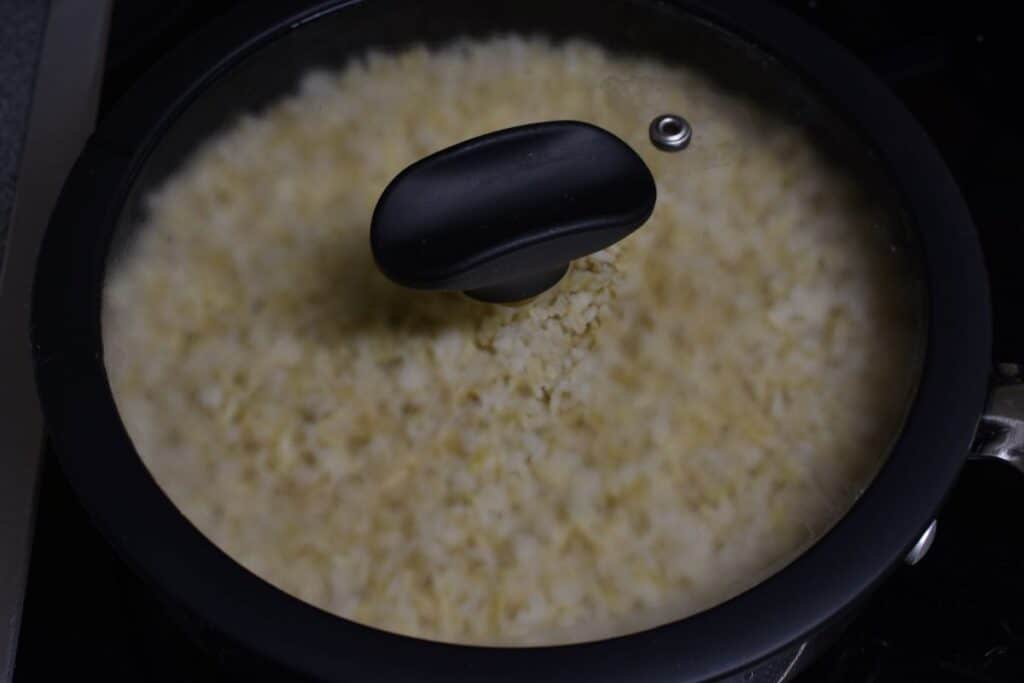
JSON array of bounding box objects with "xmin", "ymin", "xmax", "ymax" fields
[{"xmin": 100, "ymin": 0, "xmax": 925, "ymax": 646}]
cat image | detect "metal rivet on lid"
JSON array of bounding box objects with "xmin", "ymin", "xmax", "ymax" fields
[{"xmin": 649, "ymin": 114, "xmax": 692, "ymax": 151}]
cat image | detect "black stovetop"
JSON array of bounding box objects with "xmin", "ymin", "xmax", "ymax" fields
[{"xmin": 13, "ymin": 2, "xmax": 1024, "ymax": 681}]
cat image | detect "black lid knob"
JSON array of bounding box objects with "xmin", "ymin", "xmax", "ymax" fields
[{"xmin": 370, "ymin": 121, "xmax": 656, "ymax": 303}]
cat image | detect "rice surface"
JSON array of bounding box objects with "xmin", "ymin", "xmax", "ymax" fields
[{"xmin": 103, "ymin": 37, "xmax": 920, "ymax": 645}]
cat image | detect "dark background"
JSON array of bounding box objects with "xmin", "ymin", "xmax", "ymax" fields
[{"xmin": 13, "ymin": 1, "xmax": 1024, "ymax": 681}]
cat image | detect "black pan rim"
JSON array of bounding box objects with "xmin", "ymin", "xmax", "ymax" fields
[{"xmin": 30, "ymin": 0, "xmax": 992, "ymax": 680}]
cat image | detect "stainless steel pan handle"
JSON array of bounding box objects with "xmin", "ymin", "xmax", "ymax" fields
[{"xmin": 969, "ymin": 364, "xmax": 1024, "ymax": 474}]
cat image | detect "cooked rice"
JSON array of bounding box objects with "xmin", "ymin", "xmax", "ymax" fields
[{"xmin": 102, "ymin": 36, "xmax": 919, "ymax": 645}]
